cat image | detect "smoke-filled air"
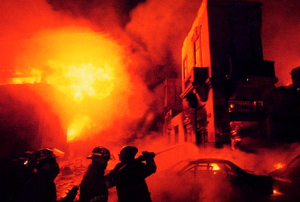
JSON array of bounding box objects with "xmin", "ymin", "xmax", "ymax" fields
[
  {"xmin": 1, "ymin": 0, "xmax": 300, "ymax": 163},
  {"xmin": 0, "ymin": 0, "xmax": 204, "ymax": 148},
  {"xmin": 1, "ymin": 0, "xmax": 300, "ymax": 201}
]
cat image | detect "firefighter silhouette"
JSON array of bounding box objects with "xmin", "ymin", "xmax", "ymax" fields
[
  {"xmin": 106, "ymin": 146, "xmax": 156, "ymax": 202},
  {"xmin": 0, "ymin": 151, "xmax": 36, "ymax": 202},
  {"xmin": 12, "ymin": 148, "xmax": 60, "ymax": 202},
  {"xmin": 79, "ymin": 146, "xmax": 111, "ymax": 202}
]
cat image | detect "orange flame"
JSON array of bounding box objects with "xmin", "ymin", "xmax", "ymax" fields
[
  {"xmin": 274, "ymin": 163, "xmax": 284, "ymax": 170},
  {"xmin": 211, "ymin": 163, "xmax": 220, "ymax": 170},
  {"xmin": 11, "ymin": 26, "xmax": 133, "ymax": 142},
  {"xmin": 46, "ymin": 62, "xmax": 114, "ymax": 102},
  {"xmin": 67, "ymin": 114, "xmax": 91, "ymax": 142},
  {"xmin": 12, "ymin": 68, "xmax": 43, "ymax": 84}
]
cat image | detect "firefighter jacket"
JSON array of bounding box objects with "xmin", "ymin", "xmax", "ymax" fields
[
  {"xmin": 79, "ymin": 164, "xmax": 108, "ymax": 202},
  {"xmin": 15, "ymin": 158, "xmax": 59, "ymax": 202},
  {"xmin": 106, "ymin": 158, "xmax": 156, "ymax": 202},
  {"xmin": 35, "ymin": 160, "xmax": 59, "ymax": 202}
]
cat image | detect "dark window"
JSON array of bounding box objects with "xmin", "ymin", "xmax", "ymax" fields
[{"xmin": 174, "ymin": 125, "xmax": 179, "ymax": 143}]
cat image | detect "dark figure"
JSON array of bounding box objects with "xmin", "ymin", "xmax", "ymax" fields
[
  {"xmin": 106, "ymin": 146, "xmax": 156, "ymax": 202},
  {"xmin": 79, "ymin": 146, "xmax": 111, "ymax": 202},
  {"xmin": 0, "ymin": 151, "xmax": 36, "ymax": 202},
  {"xmin": 15, "ymin": 147, "xmax": 60, "ymax": 202},
  {"xmin": 35, "ymin": 148, "xmax": 60, "ymax": 202}
]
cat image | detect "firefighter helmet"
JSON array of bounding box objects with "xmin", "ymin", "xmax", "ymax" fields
[
  {"xmin": 19, "ymin": 151, "xmax": 34, "ymax": 162},
  {"xmin": 34, "ymin": 148, "xmax": 57, "ymax": 166},
  {"xmin": 119, "ymin": 146, "xmax": 138, "ymax": 159},
  {"xmin": 19, "ymin": 151, "xmax": 35, "ymax": 168},
  {"xmin": 87, "ymin": 146, "xmax": 111, "ymax": 160}
]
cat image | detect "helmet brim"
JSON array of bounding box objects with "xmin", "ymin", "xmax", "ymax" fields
[{"xmin": 86, "ymin": 155, "xmax": 111, "ymax": 159}]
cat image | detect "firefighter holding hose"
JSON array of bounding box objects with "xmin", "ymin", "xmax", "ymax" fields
[
  {"xmin": 106, "ymin": 146, "xmax": 156, "ymax": 202},
  {"xmin": 78, "ymin": 146, "xmax": 111, "ymax": 202}
]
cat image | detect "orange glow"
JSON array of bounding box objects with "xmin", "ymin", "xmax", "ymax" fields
[
  {"xmin": 210, "ymin": 163, "xmax": 220, "ymax": 171},
  {"xmin": 12, "ymin": 68, "xmax": 43, "ymax": 84},
  {"xmin": 13, "ymin": 27, "xmax": 118, "ymax": 103},
  {"xmin": 274, "ymin": 163, "xmax": 284, "ymax": 170},
  {"xmin": 67, "ymin": 115, "xmax": 91, "ymax": 142},
  {"xmin": 9, "ymin": 26, "xmax": 151, "ymax": 142},
  {"xmin": 46, "ymin": 62, "xmax": 114, "ymax": 102},
  {"xmin": 273, "ymin": 189, "xmax": 284, "ymax": 196},
  {"xmin": 229, "ymin": 104, "xmax": 234, "ymax": 112}
]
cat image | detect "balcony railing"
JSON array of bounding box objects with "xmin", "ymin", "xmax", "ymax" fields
[{"xmin": 228, "ymin": 100, "xmax": 264, "ymax": 113}]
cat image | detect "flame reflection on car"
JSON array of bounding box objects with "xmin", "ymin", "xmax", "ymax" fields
[
  {"xmin": 149, "ymin": 158, "xmax": 274, "ymax": 202},
  {"xmin": 269, "ymin": 154, "xmax": 300, "ymax": 201}
]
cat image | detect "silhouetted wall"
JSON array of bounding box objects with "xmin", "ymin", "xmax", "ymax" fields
[{"xmin": 268, "ymin": 87, "xmax": 300, "ymax": 142}]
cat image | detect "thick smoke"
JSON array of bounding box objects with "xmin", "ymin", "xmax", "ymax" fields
[
  {"xmin": 0, "ymin": 0, "xmax": 203, "ymax": 153},
  {"xmin": 46, "ymin": 0, "xmax": 146, "ymax": 29},
  {"xmin": 143, "ymin": 140, "xmax": 300, "ymax": 202},
  {"xmin": 1, "ymin": 0, "xmax": 300, "ymax": 159},
  {"xmin": 1, "ymin": 1, "xmax": 300, "ymax": 201},
  {"xmin": 44, "ymin": 0, "xmax": 203, "ymax": 88}
]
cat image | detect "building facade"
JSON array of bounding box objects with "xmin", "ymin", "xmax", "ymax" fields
[{"xmin": 165, "ymin": 0, "xmax": 278, "ymax": 147}]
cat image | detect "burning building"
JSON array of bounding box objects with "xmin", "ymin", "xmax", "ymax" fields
[{"xmin": 164, "ymin": 0, "xmax": 278, "ymax": 148}]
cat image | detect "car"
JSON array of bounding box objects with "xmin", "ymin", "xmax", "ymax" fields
[
  {"xmin": 148, "ymin": 158, "xmax": 274, "ymax": 202},
  {"xmin": 269, "ymin": 154, "xmax": 300, "ymax": 200}
]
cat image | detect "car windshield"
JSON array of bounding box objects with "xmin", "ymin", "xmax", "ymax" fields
[
  {"xmin": 168, "ymin": 159, "xmax": 247, "ymax": 177},
  {"xmin": 179, "ymin": 160, "xmax": 243, "ymax": 176}
]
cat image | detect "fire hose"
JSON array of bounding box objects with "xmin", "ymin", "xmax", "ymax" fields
[
  {"xmin": 58, "ymin": 144, "xmax": 186, "ymax": 201},
  {"xmin": 154, "ymin": 144, "xmax": 185, "ymax": 155},
  {"xmin": 113, "ymin": 144, "xmax": 186, "ymax": 175}
]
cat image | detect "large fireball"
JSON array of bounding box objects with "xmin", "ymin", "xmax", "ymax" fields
[{"xmin": 12, "ymin": 26, "xmax": 151, "ymax": 142}]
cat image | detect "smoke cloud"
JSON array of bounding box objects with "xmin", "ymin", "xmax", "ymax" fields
[
  {"xmin": 143, "ymin": 140, "xmax": 300, "ymax": 202},
  {"xmin": 2, "ymin": 0, "xmax": 299, "ymax": 200},
  {"xmin": 0, "ymin": 0, "xmax": 203, "ymax": 152},
  {"xmin": 1, "ymin": 0, "xmax": 300, "ymax": 159}
]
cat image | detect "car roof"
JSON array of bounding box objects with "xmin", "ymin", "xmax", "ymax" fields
[
  {"xmin": 168, "ymin": 158, "xmax": 245, "ymax": 173},
  {"xmin": 189, "ymin": 158, "xmax": 232, "ymax": 164}
]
